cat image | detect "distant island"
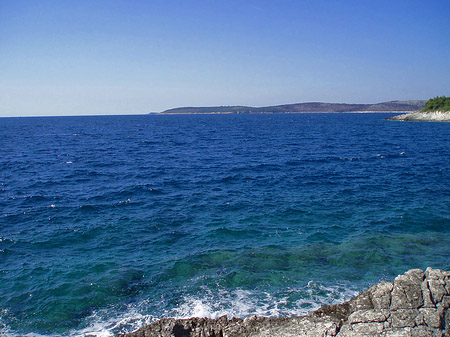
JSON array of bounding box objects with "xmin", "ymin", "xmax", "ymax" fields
[
  {"xmin": 158, "ymin": 100, "xmax": 426, "ymax": 114},
  {"xmin": 388, "ymin": 96, "xmax": 450, "ymax": 121}
]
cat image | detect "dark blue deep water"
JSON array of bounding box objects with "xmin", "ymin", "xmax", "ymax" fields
[{"xmin": 1, "ymin": 113, "xmax": 450, "ymax": 336}]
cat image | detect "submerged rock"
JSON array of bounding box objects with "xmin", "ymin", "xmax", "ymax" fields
[
  {"xmin": 387, "ymin": 111, "xmax": 450, "ymax": 121},
  {"xmin": 117, "ymin": 268, "xmax": 450, "ymax": 337}
]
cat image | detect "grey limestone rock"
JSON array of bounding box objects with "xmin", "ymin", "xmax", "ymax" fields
[{"xmin": 117, "ymin": 268, "xmax": 450, "ymax": 337}]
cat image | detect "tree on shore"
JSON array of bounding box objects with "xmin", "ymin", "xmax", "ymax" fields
[{"xmin": 423, "ymin": 96, "xmax": 450, "ymax": 112}]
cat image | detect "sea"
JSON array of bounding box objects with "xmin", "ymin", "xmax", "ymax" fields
[{"xmin": 1, "ymin": 113, "xmax": 450, "ymax": 336}]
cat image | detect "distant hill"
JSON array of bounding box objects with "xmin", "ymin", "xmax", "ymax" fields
[{"xmin": 160, "ymin": 100, "xmax": 426, "ymax": 114}]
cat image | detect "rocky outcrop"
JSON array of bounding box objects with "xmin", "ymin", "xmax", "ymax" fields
[
  {"xmin": 117, "ymin": 268, "xmax": 450, "ymax": 337},
  {"xmin": 387, "ymin": 111, "xmax": 450, "ymax": 121}
]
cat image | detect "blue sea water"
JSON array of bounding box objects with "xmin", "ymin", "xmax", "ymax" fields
[{"xmin": 1, "ymin": 113, "xmax": 450, "ymax": 336}]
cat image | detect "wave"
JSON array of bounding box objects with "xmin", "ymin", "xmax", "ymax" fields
[
  {"xmin": 1, "ymin": 282, "xmax": 358, "ymax": 337},
  {"xmin": 171, "ymin": 283, "xmax": 357, "ymax": 319}
]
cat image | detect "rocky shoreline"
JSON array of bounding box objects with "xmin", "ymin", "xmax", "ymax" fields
[
  {"xmin": 387, "ymin": 111, "xmax": 450, "ymax": 121},
  {"xmin": 117, "ymin": 268, "xmax": 450, "ymax": 337}
]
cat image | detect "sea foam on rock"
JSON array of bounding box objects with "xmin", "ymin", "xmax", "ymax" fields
[{"xmin": 117, "ymin": 268, "xmax": 450, "ymax": 337}]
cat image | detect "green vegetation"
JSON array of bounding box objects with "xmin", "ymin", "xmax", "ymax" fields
[{"xmin": 423, "ymin": 96, "xmax": 450, "ymax": 112}]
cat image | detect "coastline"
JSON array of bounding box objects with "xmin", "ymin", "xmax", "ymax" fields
[
  {"xmin": 158, "ymin": 100, "xmax": 426, "ymax": 115},
  {"xmin": 118, "ymin": 268, "xmax": 450, "ymax": 337},
  {"xmin": 158, "ymin": 111, "xmax": 414, "ymax": 115},
  {"xmin": 387, "ymin": 110, "xmax": 450, "ymax": 122}
]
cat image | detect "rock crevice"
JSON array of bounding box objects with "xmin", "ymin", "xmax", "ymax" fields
[{"xmin": 118, "ymin": 268, "xmax": 450, "ymax": 337}]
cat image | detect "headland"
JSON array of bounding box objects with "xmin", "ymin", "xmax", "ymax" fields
[
  {"xmin": 387, "ymin": 111, "xmax": 450, "ymax": 122},
  {"xmin": 388, "ymin": 96, "xmax": 450, "ymax": 121}
]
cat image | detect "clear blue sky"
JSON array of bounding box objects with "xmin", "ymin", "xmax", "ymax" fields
[{"xmin": 1, "ymin": 0, "xmax": 449, "ymax": 116}]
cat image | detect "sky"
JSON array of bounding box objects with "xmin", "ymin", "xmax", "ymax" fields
[{"xmin": 1, "ymin": 0, "xmax": 450, "ymax": 117}]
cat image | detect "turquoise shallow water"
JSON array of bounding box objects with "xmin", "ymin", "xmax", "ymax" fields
[{"xmin": 1, "ymin": 113, "xmax": 450, "ymax": 336}]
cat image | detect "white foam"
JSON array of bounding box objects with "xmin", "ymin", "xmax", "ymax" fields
[
  {"xmin": 172, "ymin": 288, "xmax": 262, "ymax": 319},
  {"xmin": 69, "ymin": 303, "xmax": 155, "ymax": 337},
  {"xmin": 66, "ymin": 282, "xmax": 358, "ymax": 336},
  {"xmin": 0, "ymin": 282, "xmax": 359, "ymax": 337},
  {"xmin": 171, "ymin": 283, "xmax": 358, "ymax": 320}
]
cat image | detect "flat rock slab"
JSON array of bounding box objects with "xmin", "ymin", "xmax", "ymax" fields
[{"xmin": 117, "ymin": 268, "xmax": 450, "ymax": 337}]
